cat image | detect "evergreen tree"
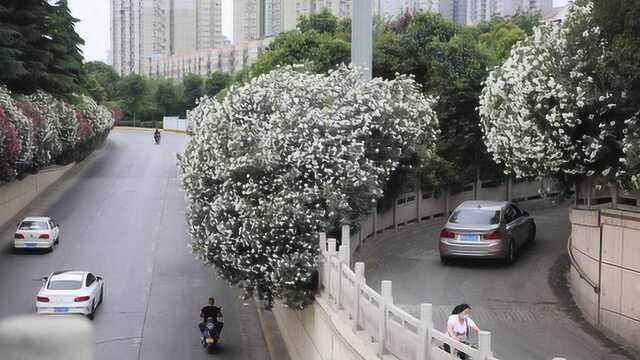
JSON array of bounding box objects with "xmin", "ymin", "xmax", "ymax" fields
[{"xmin": 0, "ymin": 4, "xmax": 26, "ymax": 83}]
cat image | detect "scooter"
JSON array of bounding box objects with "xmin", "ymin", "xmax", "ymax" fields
[
  {"xmin": 201, "ymin": 311, "xmax": 224, "ymax": 354},
  {"xmin": 154, "ymin": 133, "xmax": 161, "ymax": 144}
]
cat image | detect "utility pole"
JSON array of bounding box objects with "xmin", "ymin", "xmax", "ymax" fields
[{"xmin": 351, "ymin": 0, "xmax": 373, "ymax": 82}]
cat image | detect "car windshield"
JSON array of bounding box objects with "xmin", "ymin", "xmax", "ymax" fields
[
  {"xmin": 47, "ymin": 280, "xmax": 82, "ymax": 290},
  {"xmin": 19, "ymin": 221, "xmax": 48, "ymax": 230},
  {"xmin": 449, "ymin": 209, "xmax": 500, "ymax": 225}
]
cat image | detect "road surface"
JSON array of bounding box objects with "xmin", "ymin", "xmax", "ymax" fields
[
  {"xmin": 0, "ymin": 129, "xmax": 270, "ymax": 360},
  {"xmin": 355, "ymin": 204, "xmax": 640, "ymax": 360}
]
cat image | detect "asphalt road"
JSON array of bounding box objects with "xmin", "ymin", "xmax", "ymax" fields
[
  {"xmin": 0, "ymin": 129, "xmax": 270, "ymax": 360},
  {"xmin": 355, "ymin": 204, "xmax": 639, "ymax": 360}
]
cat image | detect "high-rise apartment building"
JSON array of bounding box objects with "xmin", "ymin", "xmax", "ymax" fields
[
  {"xmin": 466, "ymin": 0, "xmax": 553, "ymax": 24},
  {"xmin": 233, "ymin": 0, "xmax": 265, "ymax": 43},
  {"xmin": 264, "ymin": 0, "xmax": 283, "ymax": 37},
  {"xmin": 110, "ymin": 0, "xmax": 223, "ymax": 75}
]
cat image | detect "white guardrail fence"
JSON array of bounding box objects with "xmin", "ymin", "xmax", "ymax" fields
[{"xmin": 318, "ymin": 227, "xmax": 569, "ymax": 360}]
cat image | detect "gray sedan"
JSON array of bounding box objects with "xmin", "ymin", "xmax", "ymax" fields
[{"xmin": 438, "ymin": 201, "xmax": 536, "ymax": 264}]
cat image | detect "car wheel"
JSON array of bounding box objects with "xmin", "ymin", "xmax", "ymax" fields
[
  {"xmin": 440, "ymin": 255, "xmax": 450, "ymax": 265},
  {"xmin": 55, "ymin": 235, "xmax": 59, "ymax": 245},
  {"xmin": 87, "ymin": 301, "xmax": 95, "ymax": 320},
  {"xmin": 99, "ymin": 286, "xmax": 104, "ymax": 305},
  {"xmin": 529, "ymin": 225, "xmax": 537, "ymax": 243},
  {"xmin": 504, "ymin": 241, "xmax": 516, "ymax": 265}
]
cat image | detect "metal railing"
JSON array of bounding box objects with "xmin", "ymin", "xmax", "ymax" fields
[{"xmin": 566, "ymin": 235, "xmax": 600, "ymax": 293}]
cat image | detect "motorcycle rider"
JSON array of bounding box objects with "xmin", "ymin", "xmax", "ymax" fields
[
  {"xmin": 153, "ymin": 128, "xmax": 161, "ymax": 143},
  {"xmin": 199, "ymin": 297, "xmax": 223, "ymax": 338}
]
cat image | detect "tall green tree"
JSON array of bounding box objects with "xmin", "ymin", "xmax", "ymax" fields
[
  {"xmin": 154, "ymin": 80, "xmax": 180, "ymax": 116},
  {"xmin": 84, "ymin": 61, "xmax": 120, "ymax": 101},
  {"xmin": 117, "ymin": 74, "xmax": 149, "ymax": 122},
  {"xmin": 3, "ymin": 0, "xmax": 56, "ymax": 95},
  {"xmin": 183, "ymin": 73, "xmax": 204, "ymax": 109},
  {"xmin": 297, "ymin": 8, "xmax": 338, "ymax": 34},
  {"xmin": 204, "ymin": 72, "xmax": 231, "ymax": 98},
  {"xmin": 479, "ymin": 22, "xmax": 527, "ymax": 64},
  {"xmin": 43, "ymin": 0, "xmax": 85, "ymax": 98},
  {"xmin": 0, "ymin": 3, "xmax": 26, "ymax": 84}
]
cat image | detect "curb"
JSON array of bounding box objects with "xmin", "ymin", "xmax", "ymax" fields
[{"xmin": 254, "ymin": 296, "xmax": 291, "ymax": 360}]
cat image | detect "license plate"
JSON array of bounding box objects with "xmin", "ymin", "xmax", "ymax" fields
[
  {"xmin": 459, "ymin": 234, "xmax": 479, "ymax": 242},
  {"xmin": 25, "ymin": 243, "xmax": 36, "ymax": 247},
  {"xmin": 54, "ymin": 307, "xmax": 68, "ymax": 313}
]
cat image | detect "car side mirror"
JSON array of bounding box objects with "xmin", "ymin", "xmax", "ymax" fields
[
  {"xmin": 41, "ymin": 277, "xmax": 48, "ymax": 285},
  {"xmin": 523, "ymin": 211, "xmax": 530, "ymax": 217},
  {"xmin": 96, "ymin": 276, "xmax": 103, "ymax": 281}
]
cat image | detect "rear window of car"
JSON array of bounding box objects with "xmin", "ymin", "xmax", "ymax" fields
[
  {"xmin": 48, "ymin": 280, "xmax": 82, "ymax": 290},
  {"xmin": 19, "ymin": 221, "xmax": 48, "ymax": 230},
  {"xmin": 449, "ymin": 209, "xmax": 501, "ymax": 225}
]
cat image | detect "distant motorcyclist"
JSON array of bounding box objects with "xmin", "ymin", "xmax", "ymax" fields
[
  {"xmin": 198, "ymin": 297, "xmax": 223, "ymax": 337},
  {"xmin": 153, "ymin": 128, "xmax": 161, "ymax": 144}
]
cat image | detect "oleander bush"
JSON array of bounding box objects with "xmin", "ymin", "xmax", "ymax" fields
[
  {"xmin": 0, "ymin": 87, "xmax": 115, "ymax": 182},
  {"xmin": 178, "ymin": 65, "xmax": 439, "ymax": 308}
]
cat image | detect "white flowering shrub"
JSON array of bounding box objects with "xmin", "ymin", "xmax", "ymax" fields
[
  {"xmin": 26, "ymin": 92, "xmax": 63, "ymax": 167},
  {"xmin": 77, "ymin": 95, "xmax": 115, "ymax": 134},
  {"xmin": 479, "ymin": 1, "xmax": 624, "ymax": 183},
  {"xmin": 620, "ymin": 114, "xmax": 640, "ymax": 190},
  {"xmin": 179, "ymin": 65, "xmax": 438, "ymax": 308},
  {"xmin": 0, "ymin": 87, "xmax": 33, "ymax": 168}
]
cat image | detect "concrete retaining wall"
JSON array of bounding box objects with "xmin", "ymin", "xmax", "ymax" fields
[
  {"xmin": 0, "ymin": 164, "xmax": 74, "ymax": 226},
  {"xmin": 569, "ymin": 207, "xmax": 640, "ymax": 346}
]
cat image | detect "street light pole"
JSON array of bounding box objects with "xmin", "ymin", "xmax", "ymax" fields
[{"xmin": 351, "ymin": 0, "xmax": 373, "ymax": 82}]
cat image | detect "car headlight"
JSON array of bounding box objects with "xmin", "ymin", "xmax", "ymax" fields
[{"xmin": 206, "ymin": 323, "xmax": 214, "ymax": 330}]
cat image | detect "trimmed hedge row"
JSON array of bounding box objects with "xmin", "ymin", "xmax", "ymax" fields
[{"xmin": 0, "ymin": 88, "xmax": 115, "ymax": 183}]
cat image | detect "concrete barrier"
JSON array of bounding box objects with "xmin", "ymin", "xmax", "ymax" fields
[
  {"xmin": 568, "ymin": 206, "xmax": 640, "ymax": 346},
  {"xmin": 0, "ymin": 164, "xmax": 75, "ymax": 227}
]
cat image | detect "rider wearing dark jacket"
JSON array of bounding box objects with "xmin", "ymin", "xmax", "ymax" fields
[{"xmin": 198, "ymin": 297, "xmax": 223, "ymax": 336}]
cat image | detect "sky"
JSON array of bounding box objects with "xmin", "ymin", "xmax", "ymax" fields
[{"xmin": 70, "ymin": 0, "xmax": 568, "ymax": 63}]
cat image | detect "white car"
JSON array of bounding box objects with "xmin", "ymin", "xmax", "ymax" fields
[
  {"xmin": 36, "ymin": 270, "xmax": 104, "ymax": 319},
  {"xmin": 14, "ymin": 217, "xmax": 60, "ymax": 250}
]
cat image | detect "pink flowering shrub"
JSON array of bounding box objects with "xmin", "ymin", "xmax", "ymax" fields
[{"xmin": 0, "ymin": 108, "xmax": 20, "ymax": 181}]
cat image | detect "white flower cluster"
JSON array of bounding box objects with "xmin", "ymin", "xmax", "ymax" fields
[
  {"xmin": 179, "ymin": 65, "xmax": 438, "ymax": 308},
  {"xmin": 26, "ymin": 91, "xmax": 64, "ymax": 167},
  {"xmin": 620, "ymin": 114, "xmax": 640, "ymax": 190},
  {"xmin": 0, "ymin": 87, "xmax": 33, "ymax": 165},
  {"xmin": 479, "ymin": 1, "xmax": 617, "ymax": 180},
  {"xmin": 76, "ymin": 95, "xmax": 115, "ymax": 134}
]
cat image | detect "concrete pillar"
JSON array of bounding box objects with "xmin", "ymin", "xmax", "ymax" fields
[
  {"xmin": 478, "ymin": 331, "xmax": 493, "ymax": 359},
  {"xmin": 351, "ymin": 0, "xmax": 373, "ymax": 82},
  {"xmin": 353, "ymin": 262, "xmax": 365, "ymax": 332},
  {"xmin": 506, "ymin": 177, "xmax": 512, "ymax": 201},
  {"xmin": 341, "ymin": 225, "xmax": 351, "ymax": 267},
  {"xmin": 393, "ymin": 198, "xmax": 398, "ymax": 231},
  {"xmin": 417, "ymin": 303, "xmax": 433, "ymax": 360},
  {"xmin": 319, "ymin": 232, "xmax": 327, "ymax": 253},
  {"xmin": 378, "ymin": 280, "xmax": 393, "ymax": 356},
  {"xmin": 372, "ymin": 207, "xmax": 378, "ymax": 238},
  {"xmin": 416, "ymin": 187, "xmax": 422, "ymax": 223},
  {"xmin": 327, "ymin": 238, "xmax": 337, "ymax": 305}
]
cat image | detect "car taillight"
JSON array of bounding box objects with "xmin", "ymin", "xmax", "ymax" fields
[
  {"xmin": 440, "ymin": 229, "xmax": 455, "ymax": 239},
  {"xmin": 74, "ymin": 296, "xmax": 90, "ymax": 302},
  {"xmin": 482, "ymin": 231, "xmax": 502, "ymax": 241},
  {"xmin": 14, "ymin": 233, "xmax": 24, "ymax": 239},
  {"xmin": 39, "ymin": 234, "xmax": 49, "ymax": 239},
  {"xmin": 37, "ymin": 296, "xmax": 49, "ymax": 303}
]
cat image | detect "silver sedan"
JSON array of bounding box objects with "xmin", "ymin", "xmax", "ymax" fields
[{"xmin": 438, "ymin": 201, "xmax": 536, "ymax": 265}]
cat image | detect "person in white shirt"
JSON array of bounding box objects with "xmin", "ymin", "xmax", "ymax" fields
[{"xmin": 445, "ymin": 304, "xmax": 481, "ymax": 359}]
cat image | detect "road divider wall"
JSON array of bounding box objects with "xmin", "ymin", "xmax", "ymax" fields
[
  {"xmin": 569, "ymin": 206, "xmax": 640, "ymax": 347},
  {"xmin": 0, "ymin": 163, "xmax": 74, "ymax": 227}
]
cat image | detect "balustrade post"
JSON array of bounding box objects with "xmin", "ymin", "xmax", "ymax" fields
[
  {"xmin": 353, "ymin": 262, "xmax": 365, "ymax": 332},
  {"xmin": 378, "ymin": 280, "xmax": 393, "ymax": 357},
  {"xmin": 417, "ymin": 303, "xmax": 433, "ymax": 360},
  {"xmin": 373, "ymin": 207, "xmax": 378, "ymax": 239},
  {"xmin": 318, "ymin": 233, "xmax": 327, "ymax": 294},
  {"xmin": 478, "ymin": 331, "xmax": 493, "ymax": 360},
  {"xmin": 416, "ymin": 187, "xmax": 422, "ymax": 223},
  {"xmin": 341, "ymin": 225, "xmax": 351, "ymax": 267},
  {"xmin": 393, "ymin": 198, "xmax": 398, "ymax": 231},
  {"xmin": 327, "ymin": 238, "xmax": 337, "ymax": 306}
]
